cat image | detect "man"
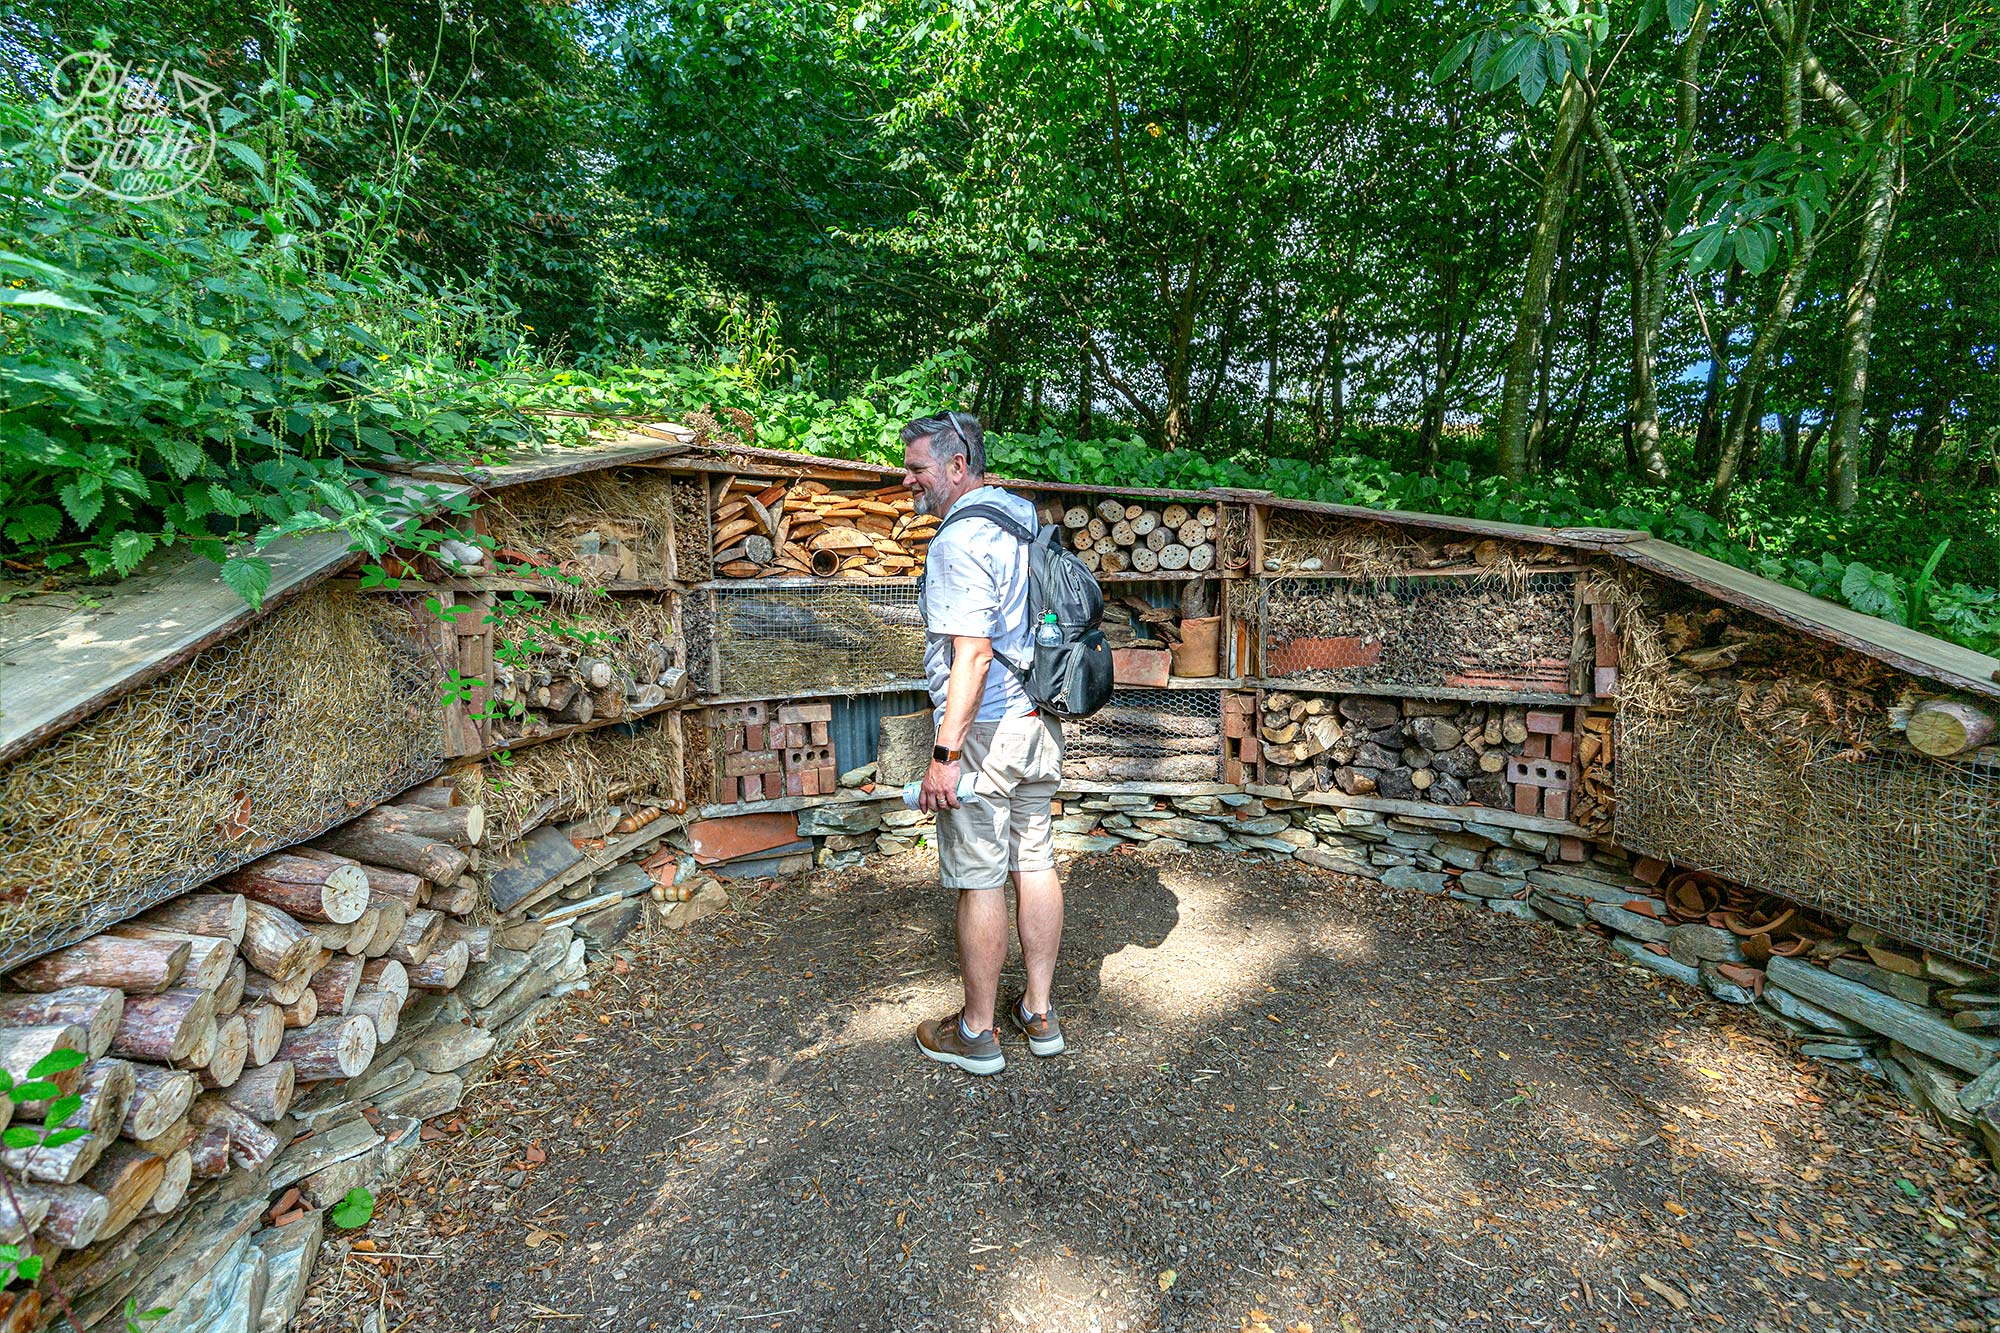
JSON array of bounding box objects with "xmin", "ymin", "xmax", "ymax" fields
[{"xmin": 902, "ymin": 411, "xmax": 1067, "ymax": 1076}]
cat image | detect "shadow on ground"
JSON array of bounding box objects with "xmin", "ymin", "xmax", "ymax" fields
[{"xmin": 297, "ymin": 848, "xmax": 1999, "ymax": 1333}]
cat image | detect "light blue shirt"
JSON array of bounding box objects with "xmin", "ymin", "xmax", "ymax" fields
[{"xmin": 921, "ymin": 486, "xmax": 1038, "ymax": 724}]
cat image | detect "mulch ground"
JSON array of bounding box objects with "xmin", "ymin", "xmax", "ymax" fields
[{"xmin": 296, "ymin": 847, "xmax": 2000, "ymax": 1333}]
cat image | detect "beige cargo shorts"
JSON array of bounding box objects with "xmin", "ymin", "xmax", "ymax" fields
[{"xmin": 938, "ymin": 711, "xmax": 1064, "ymax": 890}]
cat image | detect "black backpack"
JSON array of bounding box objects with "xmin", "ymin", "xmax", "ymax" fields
[{"xmin": 924, "ymin": 500, "xmax": 1114, "ymax": 719}]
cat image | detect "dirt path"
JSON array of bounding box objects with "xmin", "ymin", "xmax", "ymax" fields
[{"xmin": 297, "ymin": 848, "xmax": 1998, "ymax": 1333}]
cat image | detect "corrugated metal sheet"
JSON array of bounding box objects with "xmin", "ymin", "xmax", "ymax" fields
[{"xmin": 829, "ymin": 689, "xmax": 932, "ymax": 774}]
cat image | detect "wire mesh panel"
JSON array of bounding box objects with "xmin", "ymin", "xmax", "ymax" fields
[
  {"xmin": 1619, "ymin": 697, "xmax": 2000, "ymax": 970},
  {"xmin": 1063, "ymin": 689, "xmax": 1223, "ymax": 784},
  {"xmin": 711, "ymin": 579, "xmax": 925, "ymax": 697},
  {"xmin": 1259, "ymin": 573, "xmax": 1576, "ymax": 695},
  {"xmin": 0, "ymin": 587, "xmax": 445, "ymax": 971}
]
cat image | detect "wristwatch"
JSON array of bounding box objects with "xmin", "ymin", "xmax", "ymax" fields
[{"xmin": 933, "ymin": 745, "xmax": 961, "ymax": 763}]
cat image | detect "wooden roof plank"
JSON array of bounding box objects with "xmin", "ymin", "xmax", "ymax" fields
[
  {"xmin": 0, "ymin": 481, "xmax": 472, "ymax": 764},
  {"xmin": 409, "ymin": 431, "xmax": 694, "ymax": 488}
]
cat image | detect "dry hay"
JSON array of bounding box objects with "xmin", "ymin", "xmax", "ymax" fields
[
  {"xmin": 1607, "ymin": 569, "xmax": 1995, "ymax": 964},
  {"xmin": 715, "ymin": 586, "xmax": 925, "ymax": 696},
  {"xmin": 0, "ymin": 588, "xmax": 443, "ymax": 968},
  {"xmin": 1262, "ymin": 573, "xmax": 1574, "ymax": 691},
  {"xmin": 1619, "ymin": 691, "xmax": 2000, "ymax": 970},
  {"xmin": 480, "ymin": 468, "xmax": 679, "ymax": 590},
  {"xmin": 465, "ymin": 714, "xmax": 683, "ymax": 852}
]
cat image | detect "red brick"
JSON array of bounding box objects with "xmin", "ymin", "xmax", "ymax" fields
[
  {"xmin": 777, "ymin": 701, "xmax": 833, "ymax": 724},
  {"xmin": 723, "ymin": 749, "xmax": 781, "ymax": 777},
  {"xmin": 1513, "ymin": 783, "xmax": 1539, "ymax": 816},
  {"xmin": 1633, "ymin": 856, "xmax": 1669, "ymax": 885},
  {"xmin": 1594, "ymin": 666, "xmax": 1619, "ymax": 696},
  {"xmin": 799, "ymin": 768, "xmax": 821, "ymax": 797},
  {"xmin": 744, "ymin": 722, "xmax": 766, "ymax": 750},
  {"xmin": 1542, "ymin": 788, "xmax": 1570, "ymax": 821},
  {"xmin": 1524, "ymin": 709, "xmax": 1566, "ymax": 735},
  {"xmin": 1523, "ymin": 734, "xmax": 1547, "ymax": 759},
  {"xmin": 1559, "ymin": 836, "xmax": 1588, "ymax": 862},
  {"xmin": 810, "ymin": 720, "xmax": 830, "ymax": 745},
  {"xmin": 737, "ymin": 774, "xmax": 765, "ymax": 803},
  {"xmin": 724, "ymin": 726, "xmax": 747, "ymax": 754},
  {"xmin": 785, "ymin": 770, "xmax": 808, "ymax": 798},
  {"xmin": 1549, "ymin": 731, "xmax": 1575, "ymax": 763},
  {"xmin": 817, "ymin": 765, "xmax": 837, "ymax": 792}
]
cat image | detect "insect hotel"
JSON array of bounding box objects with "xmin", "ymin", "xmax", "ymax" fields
[{"xmin": 0, "ymin": 423, "xmax": 1995, "ymax": 1327}]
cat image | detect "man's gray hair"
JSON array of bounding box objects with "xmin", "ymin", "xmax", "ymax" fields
[{"xmin": 901, "ymin": 411, "xmax": 985, "ymax": 476}]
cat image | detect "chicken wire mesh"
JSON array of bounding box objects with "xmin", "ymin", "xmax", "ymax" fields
[
  {"xmin": 1063, "ymin": 689, "xmax": 1223, "ymax": 785},
  {"xmin": 709, "ymin": 579, "xmax": 926, "ymax": 697},
  {"xmin": 1259, "ymin": 573, "xmax": 1576, "ymax": 696},
  {"xmin": 1618, "ymin": 695, "xmax": 2000, "ymax": 971},
  {"xmin": 0, "ymin": 586, "xmax": 445, "ymax": 970}
]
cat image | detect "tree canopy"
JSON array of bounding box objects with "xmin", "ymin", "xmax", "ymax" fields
[{"xmin": 4, "ymin": 0, "xmax": 1998, "ymax": 643}]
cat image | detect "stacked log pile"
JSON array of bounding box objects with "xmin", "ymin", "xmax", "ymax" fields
[
  {"xmin": 488, "ymin": 636, "xmax": 686, "ymax": 743},
  {"xmin": 1050, "ymin": 499, "xmax": 1218, "ymax": 575},
  {"xmin": 713, "ymin": 478, "xmax": 937, "ymax": 580},
  {"xmin": 1253, "ymin": 692, "xmax": 1543, "ymax": 809},
  {"xmin": 0, "ymin": 785, "xmax": 595, "ymax": 1327}
]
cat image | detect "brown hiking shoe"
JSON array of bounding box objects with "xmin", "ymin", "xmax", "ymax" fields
[
  {"xmin": 1008, "ymin": 996, "xmax": 1066, "ymax": 1056},
  {"xmin": 915, "ymin": 1011, "xmax": 1006, "ymax": 1076}
]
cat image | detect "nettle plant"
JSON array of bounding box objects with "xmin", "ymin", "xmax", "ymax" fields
[{"xmin": 0, "ymin": 9, "xmax": 535, "ymax": 606}]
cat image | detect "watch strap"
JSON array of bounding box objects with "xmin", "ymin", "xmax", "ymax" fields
[{"xmin": 933, "ymin": 745, "xmax": 961, "ymax": 763}]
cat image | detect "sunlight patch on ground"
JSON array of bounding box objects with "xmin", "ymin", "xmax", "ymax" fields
[{"xmin": 984, "ymin": 1243, "xmax": 1157, "ymax": 1331}]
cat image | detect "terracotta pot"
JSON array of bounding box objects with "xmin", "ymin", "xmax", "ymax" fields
[
  {"xmin": 1170, "ymin": 616, "xmax": 1222, "ymax": 677},
  {"xmin": 1111, "ymin": 646, "xmax": 1172, "ymax": 688}
]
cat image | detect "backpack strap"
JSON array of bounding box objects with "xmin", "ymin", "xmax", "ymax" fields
[
  {"xmin": 922, "ymin": 499, "xmax": 1039, "ymax": 684},
  {"xmin": 932, "ymin": 500, "xmax": 1037, "ymax": 545}
]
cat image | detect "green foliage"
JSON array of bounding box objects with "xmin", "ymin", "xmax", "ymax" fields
[
  {"xmin": 331, "ymin": 1186, "xmax": 376, "ymax": 1229},
  {"xmin": 1, "ymin": 8, "xmax": 546, "ymax": 603}
]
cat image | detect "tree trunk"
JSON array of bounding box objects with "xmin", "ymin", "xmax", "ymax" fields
[
  {"xmin": 359, "ymin": 958, "xmax": 409, "ymax": 1006},
  {"xmin": 1795, "ymin": 409, "xmax": 1830, "ymax": 483},
  {"xmin": 291, "ymin": 849, "xmax": 424, "ymax": 910},
  {"xmin": 1866, "ymin": 404, "xmax": 1896, "ymax": 478},
  {"xmin": 196, "ymin": 1012, "xmax": 249, "ymax": 1089},
  {"xmin": 148, "ymin": 1148, "xmax": 192, "ymax": 1215},
  {"xmin": 1779, "ymin": 410, "xmax": 1802, "ymax": 474},
  {"xmin": 1261, "ymin": 299, "xmax": 1281, "ymax": 451},
  {"xmin": 1826, "ymin": 135, "xmax": 1903, "ymax": 508},
  {"xmin": 218, "ymin": 853, "xmax": 372, "ymax": 924},
  {"xmin": 1076, "ymin": 336, "xmax": 1093, "ymax": 440},
  {"xmin": 1496, "ymin": 77, "xmax": 1591, "ymax": 480},
  {"xmin": 1709, "ymin": 224, "xmax": 1824, "ymax": 505},
  {"xmin": 239, "ymin": 902, "xmax": 321, "ymax": 982},
  {"xmin": 221, "ymin": 1061, "xmax": 295, "ymax": 1123}
]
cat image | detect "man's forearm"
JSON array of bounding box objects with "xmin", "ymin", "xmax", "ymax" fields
[{"xmin": 937, "ymin": 636, "xmax": 993, "ymax": 751}]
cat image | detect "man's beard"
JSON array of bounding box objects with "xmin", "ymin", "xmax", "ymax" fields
[{"xmin": 912, "ymin": 485, "xmax": 945, "ymax": 516}]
